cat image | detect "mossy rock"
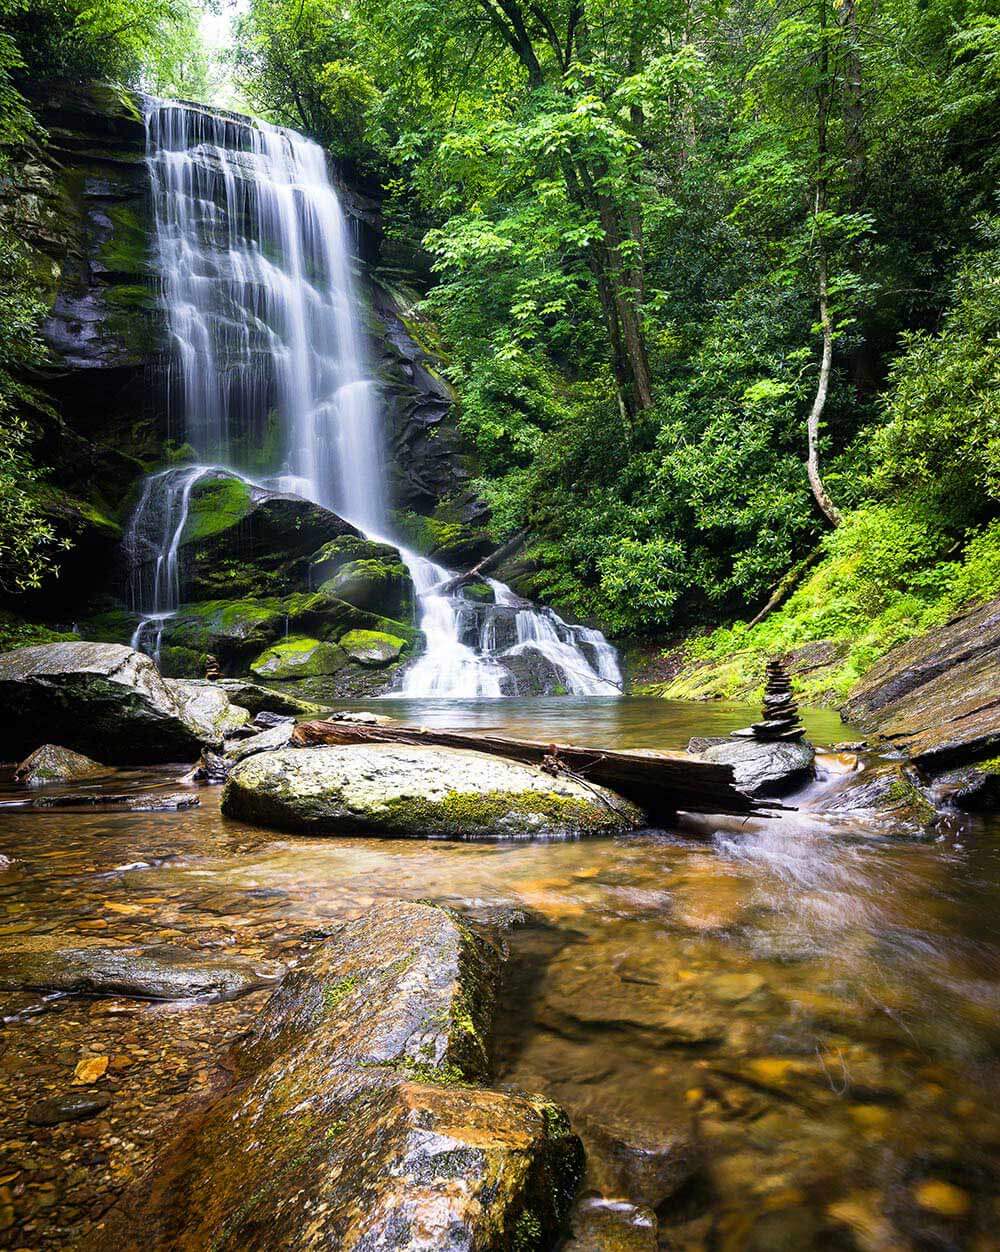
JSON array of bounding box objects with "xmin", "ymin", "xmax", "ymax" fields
[
  {"xmin": 0, "ymin": 612, "xmax": 79, "ymax": 654},
  {"xmin": 87, "ymin": 900, "xmax": 583, "ymax": 1250},
  {"xmin": 181, "ymin": 475, "xmax": 255, "ymax": 545},
  {"xmin": 223, "ymin": 744, "xmax": 643, "ymax": 839},
  {"xmin": 78, "ymin": 609, "xmax": 142, "ymax": 646},
  {"xmin": 158, "ymin": 645, "xmax": 206, "ymax": 679},
  {"xmin": 460, "ymin": 580, "xmax": 496, "ymax": 605},
  {"xmin": 338, "ymin": 628, "xmax": 408, "ymax": 667},
  {"xmin": 249, "ymin": 635, "xmax": 349, "ymax": 681}
]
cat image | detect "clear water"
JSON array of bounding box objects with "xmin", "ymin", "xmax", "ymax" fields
[
  {"xmin": 1, "ymin": 697, "xmax": 998, "ymax": 1248},
  {"xmin": 129, "ymin": 99, "xmax": 620, "ymax": 697}
]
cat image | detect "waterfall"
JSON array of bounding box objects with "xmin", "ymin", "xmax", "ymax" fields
[{"xmin": 130, "ymin": 98, "xmax": 621, "ymax": 697}]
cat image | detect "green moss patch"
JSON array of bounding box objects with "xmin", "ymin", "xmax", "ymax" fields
[
  {"xmin": 182, "ymin": 476, "xmax": 255, "ymax": 545},
  {"xmin": 250, "ymin": 635, "xmax": 349, "ymax": 680}
]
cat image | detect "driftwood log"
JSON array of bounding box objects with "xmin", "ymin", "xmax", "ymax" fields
[
  {"xmin": 290, "ymin": 721, "xmax": 782, "ymax": 820},
  {"xmin": 430, "ymin": 530, "xmax": 528, "ymax": 597}
]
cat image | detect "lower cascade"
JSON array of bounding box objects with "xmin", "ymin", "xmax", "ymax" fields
[{"xmin": 127, "ymin": 97, "xmax": 620, "ymax": 697}]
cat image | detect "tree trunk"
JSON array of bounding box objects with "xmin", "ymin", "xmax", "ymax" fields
[{"xmin": 807, "ymin": 0, "xmax": 842, "ymax": 528}]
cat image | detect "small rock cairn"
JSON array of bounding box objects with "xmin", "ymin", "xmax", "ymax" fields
[{"xmin": 733, "ymin": 659, "xmax": 805, "ymax": 742}]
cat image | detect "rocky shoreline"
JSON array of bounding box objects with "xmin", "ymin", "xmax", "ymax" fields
[{"xmin": 0, "ymin": 631, "xmax": 997, "ymax": 1248}]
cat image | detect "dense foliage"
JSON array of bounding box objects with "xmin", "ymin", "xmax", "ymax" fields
[
  {"xmin": 232, "ymin": 0, "xmax": 1000, "ymax": 649},
  {"xmin": 1, "ymin": 0, "xmax": 997, "ymax": 667}
]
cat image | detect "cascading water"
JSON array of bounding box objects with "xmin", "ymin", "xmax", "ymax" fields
[{"xmin": 129, "ymin": 98, "xmax": 621, "ymax": 696}]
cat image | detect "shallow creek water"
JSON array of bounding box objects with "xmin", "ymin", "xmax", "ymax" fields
[{"xmin": 1, "ymin": 698, "xmax": 998, "ymax": 1249}]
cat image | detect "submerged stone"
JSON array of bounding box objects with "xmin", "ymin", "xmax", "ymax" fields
[
  {"xmin": 0, "ymin": 941, "xmax": 284, "ymax": 1001},
  {"xmin": 222, "ymin": 744, "xmax": 643, "ymax": 839},
  {"xmin": 564, "ymin": 1198, "xmax": 658, "ymax": 1252},
  {"xmin": 14, "ymin": 744, "xmax": 107, "ymax": 786},
  {"xmin": 84, "ymin": 900, "xmax": 583, "ymax": 1251},
  {"xmin": 27, "ymin": 1092, "xmax": 112, "ymax": 1127}
]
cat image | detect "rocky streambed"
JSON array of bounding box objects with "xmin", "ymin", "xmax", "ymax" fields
[{"xmin": 0, "ymin": 642, "xmax": 999, "ymax": 1248}]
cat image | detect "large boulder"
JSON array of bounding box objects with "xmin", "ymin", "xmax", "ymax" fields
[
  {"xmin": 222, "ymin": 744, "xmax": 644, "ymax": 839},
  {"xmin": 338, "ymin": 627, "xmax": 407, "ymax": 667},
  {"xmin": 165, "ymin": 678, "xmax": 250, "ymax": 740},
  {"xmin": 0, "ymin": 642, "xmax": 234, "ymax": 763},
  {"xmin": 698, "ymin": 737, "xmax": 815, "ymax": 798},
  {"xmin": 0, "ymin": 940, "xmax": 283, "ymax": 1002},
  {"xmin": 84, "ymin": 901, "xmax": 583, "ymax": 1252},
  {"xmin": 249, "ymin": 635, "xmax": 349, "ymax": 680},
  {"xmin": 842, "ymin": 598, "xmax": 1000, "ymax": 771}
]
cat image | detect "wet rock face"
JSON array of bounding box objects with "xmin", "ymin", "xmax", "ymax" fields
[
  {"xmin": 816, "ymin": 760, "xmax": 939, "ymax": 833},
  {"xmin": 222, "ymin": 744, "xmax": 644, "ymax": 839},
  {"xmin": 842, "ymin": 598, "xmax": 1000, "ymax": 771},
  {"xmin": 0, "ymin": 941, "xmax": 284, "ymax": 1002},
  {"xmin": 84, "ymin": 901, "xmax": 583, "ymax": 1252},
  {"xmin": 698, "ymin": 738, "xmax": 815, "ymax": 798},
  {"xmin": 0, "ymin": 642, "xmax": 237, "ymax": 763},
  {"xmin": 14, "ymin": 743, "xmax": 106, "ymax": 786}
]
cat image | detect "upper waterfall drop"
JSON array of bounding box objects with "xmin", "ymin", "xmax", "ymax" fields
[{"xmin": 133, "ymin": 98, "xmax": 621, "ymax": 697}]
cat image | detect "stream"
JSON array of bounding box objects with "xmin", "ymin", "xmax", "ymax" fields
[{"xmin": 1, "ymin": 697, "xmax": 998, "ymax": 1248}]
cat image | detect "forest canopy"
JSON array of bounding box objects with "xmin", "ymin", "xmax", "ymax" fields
[{"xmin": 1, "ymin": 0, "xmax": 998, "ymax": 650}]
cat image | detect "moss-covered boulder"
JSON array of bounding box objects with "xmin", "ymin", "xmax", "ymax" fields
[
  {"xmin": 311, "ymin": 534, "xmax": 413, "ymax": 618},
  {"xmin": 84, "ymin": 900, "xmax": 582, "ymax": 1252},
  {"xmin": 223, "ymin": 744, "xmax": 643, "ymax": 839},
  {"xmin": 14, "ymin": 744, "xmax": 107, "ymax": 786},
  {"xmin": 181, "ymin": 476, "xmax": 363, "ymax": 600},
  {"xmin": 249, "ymin": 635, "xmax": 349, "ymax": 680},
  {"xmin": 0, "ymin": 642, "xmax": 229, "ymax": 763},
  {"xmin": 339, "ymin": 628, "xmax": 407, "ymax": 667}
]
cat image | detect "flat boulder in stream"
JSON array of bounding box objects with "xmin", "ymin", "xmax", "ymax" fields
[
  {"xmin": 222, "ymin": 744, "xmax": 643, "ymax": 839},
  {"xmin": 84, "ymin": 900, "xmax": 583, "ymax": 1252},
  {"xmin": 0, "ymin": 940, "xmax": 284, "ymax": 1001},
  {"xmin": 0, "ymin": 642, "xmax": 234, "ymax": 763},
  {"xmin": 697, "ymin": 737, "xmax": 815, "ymax": 798}
]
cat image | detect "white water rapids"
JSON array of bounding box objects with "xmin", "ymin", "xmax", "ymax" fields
[{"xmin": 127, "ymin": 99, "xmax": 621, "ymax": 696}]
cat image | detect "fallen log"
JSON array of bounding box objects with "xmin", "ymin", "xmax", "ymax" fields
[
  {"xmin": 431, "ymin": 529, "xmax": 528, "ymax": 597},
  {"xmin": 290, "ymin": 720, "xmax": 785, "ymax": 820}
]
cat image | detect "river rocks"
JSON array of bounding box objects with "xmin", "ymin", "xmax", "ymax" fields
[
  {"xmin": 30, "ymin": 790, "xmax": 200, "ymax": 812},
  {"xmin": 164, "ymin": 678, "xmax": 250, "ymax": 740},
  {"xmin": 249, "ymin": 635, "xmax": 349, "ymax": 679},
  {"xmin": 84, "ymin": 901, "xmax": 582, "ymax": 1251},
  {"xmin": 0, "ymin": 642, "xmax": 228, "ymax": 762},
  {"xmin": 564, "ymin": 1198, "xmax": 658, "ymax": 1252},
  {"xmin": 338, "ymin": 627, "xmax": 407, "ymax": 666},
  {"xmin": 223, "ymin": 719, "xmax": 296, "ymax": 765},
  {"xmin": 26, "ymin": 1092, "xmax": 112, "ymax": 1127},
  {"xmin": 222, "ymin": 744, "xmax": 643, "ymax": 839},
  {"xmin": 927, "ymin": 763, "xmax": 1000, "ymax": 811},
  {"xmin": 0, "ymin": 941, "xmax": 284, "ymax": 1001},
  {"xmin": 816, "ymin": 761, "xmax": 938, "ymax": 832},
  {"xmin": 698, "ymin": 738, "xmax": 815, "ymax": 798},
  {"xmin": 842, "ymin": 597, "xmax": 1000, "ymax": 771},
  {"xmin": 14, "ymin": 744, "xmax": 107, "ymax": 786},
  {"xmin": 579, "ymin": 1111, "xmax": 700, "ymax": 1209},
  {"xmin": 215, "ymin": 679, "xmax": 326, "ymax": 717}
]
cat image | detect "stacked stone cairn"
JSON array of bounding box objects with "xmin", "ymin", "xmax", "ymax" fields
[{"xmin": 732, "ymin": 659, "xmax": 805, "ymax": 742}]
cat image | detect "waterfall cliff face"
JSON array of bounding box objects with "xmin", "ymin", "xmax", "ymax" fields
[{"xmin": 131, "ymin": 99, "xmax": 621, "ymax": 697}]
